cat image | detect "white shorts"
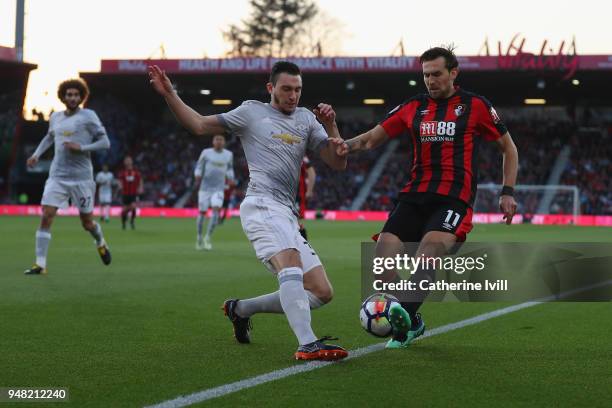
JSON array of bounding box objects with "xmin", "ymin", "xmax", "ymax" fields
[
  {"xmin": 240, "ymin": 195, "xmax": 322, "ymax": 274},
  {"xmin": 98, "ymin": 191, "xmax": 112, "ymax": 205},
  {"xmin": 198, "ymin": 190, "xmax": 224, "ymax": 211},
  {"xmin": 41, "ymin": 178, "xmax": 96, "ymax": 214}
]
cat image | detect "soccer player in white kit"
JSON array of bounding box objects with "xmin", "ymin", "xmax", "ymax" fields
[
  {"xmin": 24, "ymin": 79, "xmax": 112, "ymax": 275},
  {"xmin": 95, "ymin": 164, "xmax": 114, "ymax": 223},
  {"xmin": 194, "ymin": 134, "xmax": 234, "ymax": 250},
  {"xmin": 149, "ymin": 61, "xmax": 349, "ymax": 360}
]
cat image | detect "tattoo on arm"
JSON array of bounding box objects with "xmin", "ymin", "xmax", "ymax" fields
[{"xmin": 345, "ymin": 137, "xmax": 362, "ymax": 153}]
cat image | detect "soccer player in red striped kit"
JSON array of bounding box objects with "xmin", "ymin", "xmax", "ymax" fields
[
  {"xmin": 336, "ymin": 46, "xmax": 519, "ymax": 349},
  {"xmin": 297, "ymin": 156, "xmax": 316, "ymax": 239},
  {"xmin": 118, "ymin": 156, "xmax": 143, "ymax": 230}
]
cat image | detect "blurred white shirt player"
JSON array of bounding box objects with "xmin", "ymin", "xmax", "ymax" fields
[
  {"xmin": 193, "ymin": 134, "xmax": 234, "ymax": 250},
  {"xmin": 95, "ymin": 164, "xmax": 114, "ymax": 223}
]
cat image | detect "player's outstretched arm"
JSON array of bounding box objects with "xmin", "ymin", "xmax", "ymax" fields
[
  {"xmin": 340, "ymin": 125, "xmax": 390, "ymax": 155},
  {"xmin": 495, "ymin": 132, "xmax": 519, "ymax": 224},
  {"xmin": 319, "ymin": 138, "xmax": 348, "ymax": 170},
  {"xmin": 148, "ymin": 65, "xmax": 224, "ymax": 136},
  {"xmin": 27, "ymin": 132, "xmax": 54, "ymax": 167}
]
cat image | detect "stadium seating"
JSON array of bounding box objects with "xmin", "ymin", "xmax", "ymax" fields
[{"xmin": 67, "ymin": 97, "xmax": 612, "ymax": 215}]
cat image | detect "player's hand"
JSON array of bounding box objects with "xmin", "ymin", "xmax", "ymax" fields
[
  {"xmin": 148, "ymin": 65, "xmax": 174, "ymax": 97},
  {"xmin": 63, "ymin": 142, "xmax": 82, "ymax": 151},
  {"xmin": 26, "ymin": 156, "xmax": 38, "ymax": 168},
  {"xmin": 332, "ymin": 138, "xmax": 349, "ymax": 156},
  {"xmin": 313, "ymin": 103, "xmax": 336, "ymax": 127},
  {"xmin": 305, "ymin": 190, "xmax": 314, "ymax": 200},
  {"xmin": 499, "ymin": 195, "xmax": 517, "ymax": 225}
]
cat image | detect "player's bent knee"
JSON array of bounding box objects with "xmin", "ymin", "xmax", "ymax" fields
[
  {"xmin": 420, "ymin": 231, "xmax": 457, "ymax": 255},
  {"xmin": 270, "ymin": 249, "xmax": 302, "ymax": 272},
  {"xmin": 79, "ymin": 215, "xmax": 94, "ymax": 230},
  {"xmin": 40, "ymin": 207, "xmax": 57, "ymax": 229},
  {"xmin": 304, "ymin": 267, "xmax": 334, "ymax": 303},
  {"xmin": 316, "ymin": 284, "xmax": 334, "ymax": 304}
]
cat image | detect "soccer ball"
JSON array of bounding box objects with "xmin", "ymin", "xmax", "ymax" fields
[{"xmin": 359, "ymin": 292, "xmax": 400, "ymax": 338}]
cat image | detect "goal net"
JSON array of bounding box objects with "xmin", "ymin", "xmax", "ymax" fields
[{"xmin": 475, "ymin": 184, "xmax": 580, "ymax": 223}]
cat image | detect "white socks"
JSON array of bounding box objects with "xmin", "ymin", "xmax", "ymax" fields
[
  {"xmin": 197, "ymin": 213, "xmax": 205, "ymax": 239},
  {"xmin": 277, "ymin": 267, "xmax": 317, "ymax": 345},
  {"xmin": 88, "ymin": 221, "xmax": 104, "ymax": 246},
  {"xmin": 235, "ymin": 289, "xmax": 325, "ymax": 317},
  {"xmin": 35, "ymin": 229, "xmax": 51, "ymax": 268},
  {"xmin": 206, "ymin": 210, "xmax": 219, "ymax": 237}
]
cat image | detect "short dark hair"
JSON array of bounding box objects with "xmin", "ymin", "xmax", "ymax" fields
[
  {"xmin": 57, "ymin": 78, "xmax": 90, "ymax": 103},
  {"xmin": 269, "ymin": 61, "xmax": 301, "ymax": 85},
  {"xmin": 419, "ymin": 45, "xmax": 459, "ymax": 71}
]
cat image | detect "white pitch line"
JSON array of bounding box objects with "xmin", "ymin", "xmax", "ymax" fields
[{"xmin": 145, "ymin": 280, "xmax": 612, "ymax": 408}]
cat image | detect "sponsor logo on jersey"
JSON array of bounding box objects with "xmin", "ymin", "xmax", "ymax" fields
[
  {"xmin": 272, "ymin": 133, "xmax": 303, "ymax": 145},
  {"xmin": 420, "ymin": 120, "xmax": 457, "ymax": 142},
  {"xmin": 420, "ymin": 121, "xmax": 438, "ymax": 136},
  {"xmin": 62, "ymin": 130, "xmax": 75, "ymax": 137}
]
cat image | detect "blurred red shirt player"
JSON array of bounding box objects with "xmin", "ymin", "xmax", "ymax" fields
[
  {"xmin": 118, "ymin": 156, "xmax": 143, "ymax": 230},
  {"xmin": 297, "ymin": 156, "xmax": 316, "ymax": 239}
]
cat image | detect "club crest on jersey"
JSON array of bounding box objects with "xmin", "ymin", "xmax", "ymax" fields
[
  {"xmin": 272, "ymin": 133, "xmax": 303, "ymax": 145},
  {"xmin": 454, "ymin": 104, "xmax": 467, "ymax": 117}
]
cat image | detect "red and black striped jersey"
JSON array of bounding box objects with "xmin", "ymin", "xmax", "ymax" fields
[
  {"xmin": 298, "ymin": 156, "xmax": 311, "ymax": 200},
  {"xmin": 297, "ymin": 156, "xmax": 311, "ymax": 218},
  {"xmin": 118, "ymin": 169, "xmax": 141, "ymax": 196},
  {"xmin": 380, "ymin": 87, "xmax": 507, "ymax": 207}
]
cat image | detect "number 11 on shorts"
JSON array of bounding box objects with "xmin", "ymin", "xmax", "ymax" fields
[{"xmin": 443, "ymin": 209, "xmax": 460, "ymax": 230}]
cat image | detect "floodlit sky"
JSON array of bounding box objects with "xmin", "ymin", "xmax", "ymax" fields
[{"xmin": 0, "ymin": 0, "xmax": 610, "ymax": 116}]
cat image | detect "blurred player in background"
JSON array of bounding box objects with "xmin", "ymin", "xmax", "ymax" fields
[
  {"xmin": 118, "ymin": 156, "xmax": 143, "ymax": 230},
  {"xmin": 336, "ymin": 46, "xmax": 519, "ymax": 349},
  {"xmin": 217, "ymin": 180, "xmax": 235, "ymax": 225},
  {"xmin": 95, "ymin": 164, "xmax": 114, "ymax": 222},
  {"xmin": 149, "ymin": 61, "xmax": 349, "ymax": 361},
  {"xmin": 24, "ymin": 78, "xmax": 112, "ymax": 275},
  {"xmin": 297, "ymin": 156, "xmax": 315, "ymax": 239},
  {"xmin": 194, "ymin": 134, "xmax": 235, "ymax": 250}
]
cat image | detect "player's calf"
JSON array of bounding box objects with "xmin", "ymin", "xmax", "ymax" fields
[{"xmin": 303, "ymin": 266, "xmax": 334, "ymax": 305}]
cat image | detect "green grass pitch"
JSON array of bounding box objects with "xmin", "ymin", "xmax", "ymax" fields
[{"xmin": 1, "ymin": 216, "xmax": 610, "ymax": 407}]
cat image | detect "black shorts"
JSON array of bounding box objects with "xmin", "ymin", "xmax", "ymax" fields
[
  {"xmin": 381, "ymin": 192, "xmax": 473, "ymax": 242},
  {"xmin": 122, "ymin": 194, "xmax": 138, "ymax": 206}
]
